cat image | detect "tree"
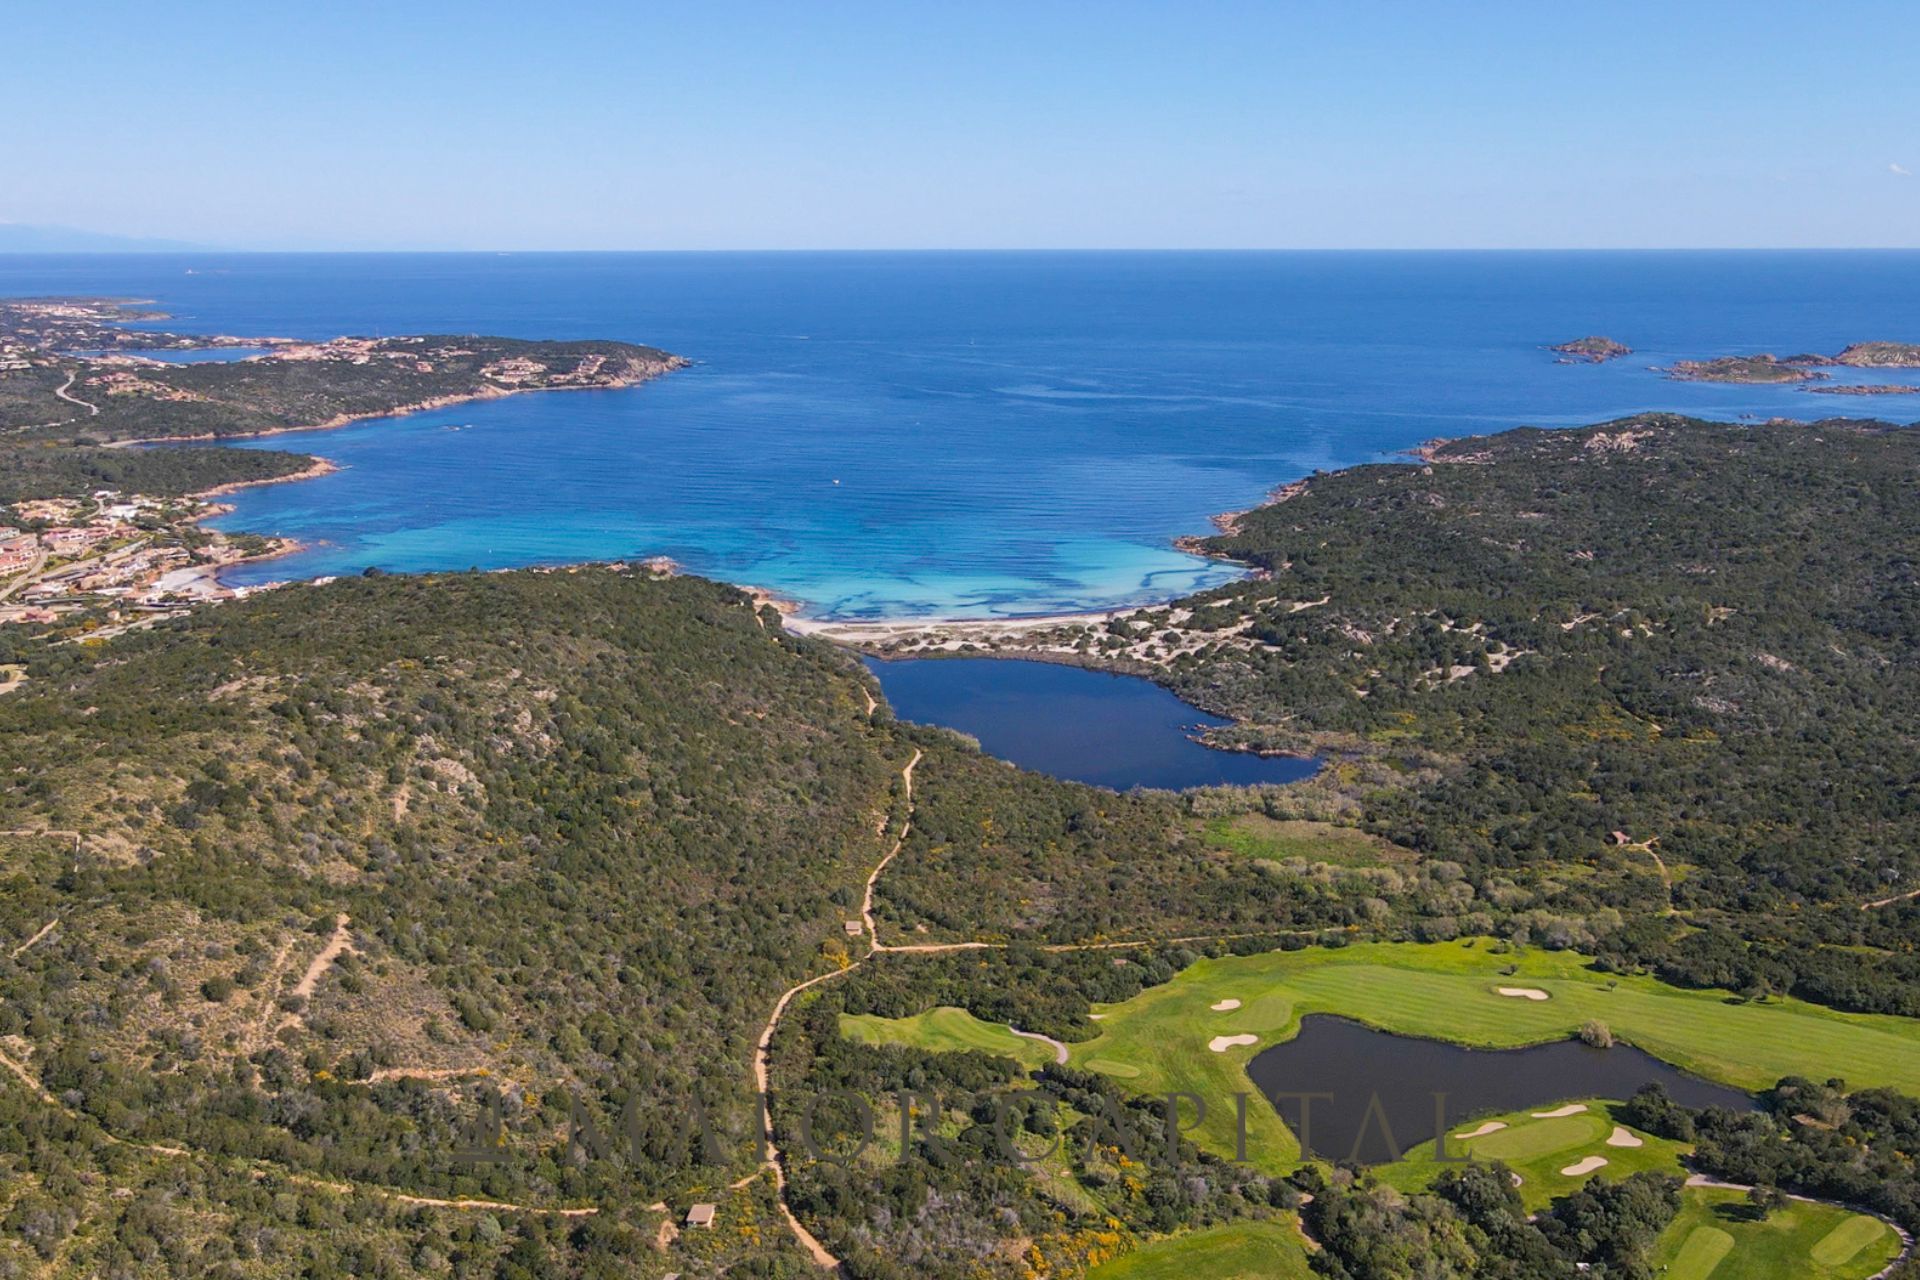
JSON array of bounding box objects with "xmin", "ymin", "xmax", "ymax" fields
[{"xmin": 1747, "ymin": 1185, "xmax": 1789, "ymax": 1219}]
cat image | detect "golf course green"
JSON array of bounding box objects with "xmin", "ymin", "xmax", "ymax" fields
[
  {"xmin": 1376, "ymin": 1100, "xmax": 1687, "ymax": 1210},
  {"xmin": 848, "ymin": 940, "xmax": 1920, "ymax": 1171},
  {"xmin": 842, "ymin": 942, "xmax": 1920, "ymax": 1280},
  {"xmin": 1651, "ymin": 1186, "xmax": 1900, "ymax": 1279},
  {"xmin": 1084, "ymin": 1220, "xmax": 1313, "ymax": 1280},
  {"xmin": 840, "ymin": 1005, "xmax": 1061, "ymax": 1070}
]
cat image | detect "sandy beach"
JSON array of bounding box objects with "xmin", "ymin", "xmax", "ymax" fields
[{"xmin": 782, "ymin": 606, "xmax": 1127, "ymax": 644}]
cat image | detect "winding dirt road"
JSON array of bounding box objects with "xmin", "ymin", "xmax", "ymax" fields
[
  {"xmin": 748, "ymin": 748, "xmax": 923, "ymax": 1270},
  {"xmin": 860, "ymin": 751, "xmax": 921, "ymax": 947},
  {"xmin": 748, "ymin": 745, "xmax": 1329, "ymax": 1268},
  {"xmin": 52, "ymin": 370, "xmax": 98, "ymax": 417}
]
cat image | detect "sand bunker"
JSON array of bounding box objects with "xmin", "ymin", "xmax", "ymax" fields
[
  {"xmin": 1455, "ymin": 1121, "xmax": 1508, "ymax": 1140},
  {"xmin": 1208, "ymin": 1034, "xmax": 1259, "ymax": 1053},
  {"xmin": 1561, "ymin": 1156, "xmax": 1609, "ymax": 1177},
  {"xmin": 1605, "ymin": 1126, "xmax": 1645, "ymax": 1148},
  {"xmin": 1496, "ymin": 986, "xmax": 1551, "ymax": 1001},
  {"xmin": 1210, "ymin": 999, "xmax": 1242, "ymax": 1012},
  {"xmin": 1532, "ymin": 1104, "xmax": 1589, "ymax": 1119}
]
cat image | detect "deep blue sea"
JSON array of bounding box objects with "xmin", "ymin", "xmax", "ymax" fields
[{"xmin": 4, "ymin": 251, "xmax": 1917, "ymax": 618}]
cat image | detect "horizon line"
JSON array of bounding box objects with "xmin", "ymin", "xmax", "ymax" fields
[{"xmin": 7, "ymin": 244, "xmax": 1920, "ymax": 257}]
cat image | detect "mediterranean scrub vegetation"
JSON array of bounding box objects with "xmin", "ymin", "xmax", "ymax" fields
[
  {"xmin": 6, "ymin": 411, "xmax": 1920, "ymax": 1277},
  {"xmin": 1142, "ymin": 414, "xmax": 1920, "ymax": 1016}
]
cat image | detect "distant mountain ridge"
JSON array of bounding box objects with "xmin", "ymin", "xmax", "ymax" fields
[{"xmin": 0, "ymin": 221, "xmax": 212, "ymax": 253}]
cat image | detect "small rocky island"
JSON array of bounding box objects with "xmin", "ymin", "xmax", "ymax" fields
[
  {"xmin": 1806, "ymin": 382, "xmax": 1920, "ymax": 396},
  {"xmin": 1830, "ymin": 340, "xmax": 1920, "ymax": 367},
  {"xmin": 1663, "ymin": 340, "xmax": 1920, "ymax": 384},
  {"xmin": 1550, "ymin": 335, "xmax": 1632, "ymax": 363},
  {"xmin": 1665, "ymin": 354, "xmax": 1828, "ymax": 384}
]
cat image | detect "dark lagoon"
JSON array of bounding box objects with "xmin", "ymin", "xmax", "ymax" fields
[
  {"xmin": 864, "ymin": 656, "xmax": 1317, "ymax": 790},
  {"xmin": 1247, "ymin": 1016, "xmax": 1753, "ymax": 1164}
]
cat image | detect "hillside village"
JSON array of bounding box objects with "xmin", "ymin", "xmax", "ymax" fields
[{"xmin": 0, "ymin": 486, "xmax": 290, "ymax": 633}]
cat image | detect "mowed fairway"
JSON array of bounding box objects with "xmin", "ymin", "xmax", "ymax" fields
[
  {"xmin": 1085, "ymin": 1220, "xmax": 1313, "ymax": 1280},
  {"xmin": 839, "ymin": 1006, "xmax": 1061, "ymax": 1071},
  {"xmin": 1377, "ymin": 1101, "xmax": 1688, "ymax": 1210},
  {"xmin": 1062, "ymin": 941, "xmax": 1920, "ymax": 1169},
  {"xmin": 1653, "ymin": 1187, "xmax": 1901, "ymax": 1279}
]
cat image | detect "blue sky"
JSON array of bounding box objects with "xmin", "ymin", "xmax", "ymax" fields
[{"xmin": 3, "ymin": 1, "xmax": 1917, "ymax": 249}]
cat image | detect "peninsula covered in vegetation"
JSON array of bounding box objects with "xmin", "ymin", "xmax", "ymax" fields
[
  {"xmin": 0, "ymin": 297, "xmax": 686, "ymax": 500},
  {"xmin": 0, "ymin": 298, "xmax": 687, "ymax": 633}
]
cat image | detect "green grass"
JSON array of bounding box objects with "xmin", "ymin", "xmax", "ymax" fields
[
  {"xmin": 1199, "ymin": 814, "xmax": 1410, "ymax": 867},
  {"xmin": 1811, "ymin": 1215, "xmax": 1898, "ymax": 1268},
  {"xmin": 842, "ymin": 941, "xmax": 1920, "ymax": 1173},
  {"xmin": 1666, "ymin": 1223, "xmax": 1735, "ymax": 1279},
  {"xmin": 1086, "ymin": 1220, "xmax": 1313, "ymax": 1280},
  {"xmin": 1064, "ymin": 941, "xmax": 1920, "ymax": 1170},
  {"xmin": 1466, "ymin": 1114, "xmax": 1593, "ymax": 1161},
  {"xmin": 838, "ymin": 1006, "xmax": 1060, "ymax": 1071},
  {"xmin": 1376, "ymin": 1101, "xmax": 1689, "ymax": 1211},
  {"xmin": 1652, "ymin": 1187, "xmax": 1900, "ymax": 1280}
]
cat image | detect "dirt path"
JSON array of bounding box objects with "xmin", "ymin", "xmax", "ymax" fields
[
  {"xmin": 9, "ymin": 917, "xmax": 58, "ymax": 959},
  {"xmin": 749, "ymin": 750, "xmax": 924, "ymax": 1271},
  {"xmin": 267, "ymin": 914, "xmax": 359, "ymax": 1039},
  {"xmin": 751, "ymin": 747, "xmax": 1325, "ymax": 1269},
  {"xmin": 1864, "ymin": 885, "xmax": 1920, "ymax": 911},
  {"xmin": 245, "ymin": 936, "xmax": 297, "ymax": 1052},
  {"xmin": 282, "ymin": 1171, "xmax": 598, "ymax": 1216},
  {"xmin": 1008, "ymin": 1026, "xmax": 1070, "ymax": 1065},
  {"xmin": 364, "ymin": 1066, "xmax": 490, "ymax": 1084},
  {"xmin": 0, "ymin": 1045, "xmax": 62, "ymax": 1107},
  {"xmin": 1640, "ymin": 841, "xmax": 1675, "ymax": 914},
  {"xmin": 861, "ymin": 751, "xmax": 922, "ymax": 948},
  {"xmin": 0, "ymin": 828, "xmax": 83, "ymax": 856},
  {"xmin": 2, "ymin": 1037, "xmax": 593, "ymax": 1216},
  {"xmin": 751, "ymin": 959, "xmax": 854, "ymax": 1268},
  {"xmin": 290, "ymin": 914, "xmax": 356, "ymax": 1001}
]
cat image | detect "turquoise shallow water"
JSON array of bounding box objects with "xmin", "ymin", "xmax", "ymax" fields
[{"xmin": 4, "ymin": 250, "xmax": 1917, "ymax": 618}]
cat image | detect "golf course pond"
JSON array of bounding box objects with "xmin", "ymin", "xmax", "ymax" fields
[
  {"xmin": 862, "ymin": 656, "xmax": 1319, "ymax": 790},
  {"xmin": 1246, "ymin": 1015, "xmax": 1754, "ymax": 1164}
]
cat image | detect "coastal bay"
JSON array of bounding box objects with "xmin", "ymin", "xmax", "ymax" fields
[{"xmin": 9, "ymin": 250, "xmax": 1920, "ymax": 619}]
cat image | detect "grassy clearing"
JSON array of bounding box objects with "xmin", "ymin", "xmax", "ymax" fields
[
  {"xmin": 843, "ymin": 941, "xmax": 1920, "ymax": 1173},
  {"xmin": 1376, "ymin": 1101, "xmax": 1688, "ymax": 1210},
  {"xmin": 1067, "ymin": 941, "xmax": 1920, "ymax": 1170},
  {"xmin": 838, "ymin": 1006, "xmax": 1059, "ymax": 1071},
  {"xmin": 1085, "ymin": 1220, "xmax": 1313, "ymax": 1280},
  {"xmin": 1652, "ymin": 1187, "xmax": 1900, "ymax": 1280},
  {"xmin": 1198, "ymin": 814, "xmax": 1412, "ymax": 867}
]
